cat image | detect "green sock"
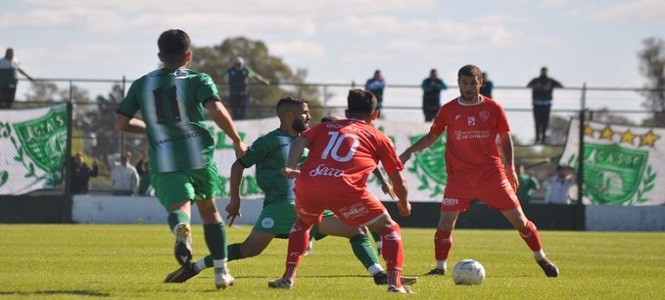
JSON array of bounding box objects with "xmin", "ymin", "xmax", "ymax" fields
[
  {"xmin": 350, "ymin": 234, "xmax": 381, "ymax": 269},
  {"xmin": 167, "ymin": 209, "xmax": 190, "ymax": 232},
  {"xmin": 228, "ymin": 243, "xmax": 243, "ymax": 261},
  {"xmin": 370, "ymin": 230, "xmax": 382, "ymax": 243},
  {"xmin": 203, "ymin": 222, "xmax": 227, "ymax": 261}
]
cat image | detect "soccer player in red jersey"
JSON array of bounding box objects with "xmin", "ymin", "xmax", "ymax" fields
[
  {"xmin": 269, "ymin": 89, "xmax": 414, "ymax": 293},
  {"xmin": 400, "ymin": 64, "xmax": 559, "ymax": 278}
]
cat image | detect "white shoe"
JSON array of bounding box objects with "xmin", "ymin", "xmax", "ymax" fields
[
  {"xmin": 215, "ymin": 267, "xmax": 235, "ymax": 290},
  {"xmin": 268, "ymin": 278, "xmax": 293, "ymax": 289},
  {"xmin": 174, "ymin": 224, "xmax": 192, "ymax": 266},
  {"xmin": 388, "ymin": 285, "xmax": 413, "ymax": 293}
]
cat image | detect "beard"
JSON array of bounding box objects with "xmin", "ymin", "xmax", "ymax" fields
[{"xmin": 292, "ymin": 119, "xmax": 309, "ymax": 133}]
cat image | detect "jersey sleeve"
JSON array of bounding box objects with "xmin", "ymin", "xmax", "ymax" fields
[
  {"xmin": 376, "ymin": 131, "xmax": 404, "ymax": 174},
  {"xmin": 117, "ymin": 81, "xmax": 141, "ymax": 117},
  {"xmin": 495, "ymin": 102, "xmax": 511, "ymax": 133},
  {"xmin": 429, "ymin": 106, "xmax": 447, "ymax": 136},
  {"xmin": 238, "ymin": 135, "xmax": 270, "ymax": 168},
  {"xmin": 197, "ymin": 73, "xmax": 221, "ymax": 105}
]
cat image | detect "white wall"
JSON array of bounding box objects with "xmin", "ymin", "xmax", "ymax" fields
[
  {"xmin": 72, "ymin": 195, "xmax": 262, "ymax": 225},
  {"xmin": 585, "ymin": 205, "xmax": 665, "ymax": 231}
]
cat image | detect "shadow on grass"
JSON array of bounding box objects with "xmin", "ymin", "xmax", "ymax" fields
[{"xmin": 0, "ymin": 290, "xmax": 111, "ymax": 297}]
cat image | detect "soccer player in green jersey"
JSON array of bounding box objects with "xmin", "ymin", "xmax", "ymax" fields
[
  {"xmin": 116, "ymin": 29, "xmax": 247, "ymax": 290},
  {"xmin": 164, "ymin": 97, "xmax": 417, "ymax": 287}
]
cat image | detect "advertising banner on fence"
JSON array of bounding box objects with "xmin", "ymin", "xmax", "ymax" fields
[
  {"xmin": 560, "ymin": 118, "xmax": 664, "ymax": 206},
  {"xmin": 0, "ymin": 104, "xmax": 67, "ymax": 195},
  {"xmin": 217, "ymin": 118, "xmax": 445, "ymax": 202}
]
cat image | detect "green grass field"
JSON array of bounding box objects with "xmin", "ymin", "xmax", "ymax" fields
[{"xmin": 0, "ymin": 225, "xmax": 663, "ymax": 299}]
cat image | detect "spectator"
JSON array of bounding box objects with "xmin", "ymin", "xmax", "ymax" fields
[
  {"xmin": 421, "ymin": 68, "xmax": 447, "ymax": 122},
  {"xmin": 545, "ymin": 165, "xmax": 574, "ymax": 204},
  {"xmin": 365, "ymin": 69, "xmax": 386, "ymax": 110},
  {"xmin": 0, "ymin": 48, "xmax": 34, "ymax": 109},
  {"xmin": 517, "ymin": 164, "xmax": 540, "ymax": 204},
  {"xmin": 70, "ymin": 152, "xmax": 99, "ymax": 195},
  {"xmin": 527, "ymin": 67, "xmax": 563, "ymax": 144},
  {"xmin": 136, "ymin": 150, "xmax": 153, "ymax": 196},
  {"xmin": 111, "ymin": 151, "xmax": 139, "ymax": 195},
  {"xmin": 225, "ymin": 55, "xmax": 270, "ymax": 120},
  {"xmin": 480, "ymin": 72, "xmax": 493, "ymax": 98}
]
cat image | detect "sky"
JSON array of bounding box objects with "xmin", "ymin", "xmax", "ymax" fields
[{"xmin": 1, "ymin": 0, "xmax": 663, "ymax": 142}]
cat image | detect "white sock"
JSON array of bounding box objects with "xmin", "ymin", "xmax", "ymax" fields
[
  {"xmin": 368, "ymin": 264, "xmax": 384, "ymax": 276},
  {"xmin": 213, "ymin": 259, "xmax": 228, "ymax": 269},
  {"xmin": 534, "ymin": 250, "xmax": 546, "ymax": 261},
  {"xmin": 436, "ymin": 260, "xmax": 447, "ymax": 270},
  {"xmin": 194, "ymin": 259, "xmax": 207, "ymax": 272}
]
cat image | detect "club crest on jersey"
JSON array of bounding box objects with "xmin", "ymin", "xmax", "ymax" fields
[{"xmin": 479, "ymin": 110, "xmax": 490, "ymax": 122}]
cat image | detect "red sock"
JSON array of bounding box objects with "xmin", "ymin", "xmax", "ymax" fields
[
  {"xmin": 519, "ymin": 221, "xmax": 543, "ymax": 252},
  {"xmin": 434, "ymin": 229, "xmax": 453, "ymax": 261},
  {"xmin": 380, "ymin": 224, "xmax": 404, "ymax": 286},
  {"xmin": 283, "ymin": 218, "xmax": 312, "ymax": 280}
]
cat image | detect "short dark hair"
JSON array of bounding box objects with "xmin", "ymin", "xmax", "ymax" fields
[
  {"xmin": 276, "ymin": 96, "xmax": 307, "ymax": 115},
  {"xmin": 347, "ymin": 89, "xmax": 376, "ymax": 116},
  {"xmin": 158, "ymin": 29, "xmax": 190, "ymax": 64},
  {"xmin": 457, "ymin": 64, "xmax": 483, "ymax": 79}
]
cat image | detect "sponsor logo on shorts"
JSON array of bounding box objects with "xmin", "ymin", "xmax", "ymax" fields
[
  {"xmin": 339, "ymin": 203, "xmax": 369, "ymax": 219},
  {"xmin": 309, "ymin": 164, "xmax": 344, "ymax": 178},
  {"xmin": 261, "ymin": 217, "xmax": 275, "ymax": 229},
  {"xmin": 442, "ymin": 197, "xmax": 459, "ymax": 206}
]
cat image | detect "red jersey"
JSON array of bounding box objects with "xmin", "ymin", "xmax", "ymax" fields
[
  {"xmin": 430, "ymin": 96, "xmax": 510, "ymax": 180},
  {"xmin": 298, "ymin": 119, "xmax": 403, "ymax": 194}
]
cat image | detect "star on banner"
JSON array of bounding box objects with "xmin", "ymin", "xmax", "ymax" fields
[
  {"xmin": 600, "ymin": 125, "xmax": 615, "ymax": 140},
  {"xmin": 639, "ymin": 130, "xmax": 661, "ymax": 148},
  {"xmin": 620, "ymin": 130, "xmax": 636, "ymax": 145},
  {"xmin": 584, "ymin": 125, "xmax": 595, "ymax": 137}
]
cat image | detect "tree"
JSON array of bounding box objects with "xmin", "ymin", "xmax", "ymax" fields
[
  {"xmin": 189, "ymin": 36, "xmax": 323, "ymax": 121},
  {"xmin": 638, "ymin": 37, "xmax": 665, "ymax": 127}
]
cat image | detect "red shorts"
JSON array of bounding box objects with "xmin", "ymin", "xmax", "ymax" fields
[
  {"xmin": 441, "ymin": 171, "xmax": 520, "ymax": 212},
  {"xmin": 294, "ymin": 184, "xmax": 387, "ymax": 227}
]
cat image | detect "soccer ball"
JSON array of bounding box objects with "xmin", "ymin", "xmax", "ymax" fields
[{"xmin": 452, "ymin": 259, "xmax": 486, "ymax": 285}]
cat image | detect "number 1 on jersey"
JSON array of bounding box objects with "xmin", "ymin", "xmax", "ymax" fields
[
  {"xmin": 153, "ymin": 85, "xmax": 182, "ymax": 124},
  {"xmin": 321, "ymin": 131, "xmax": 360, "ymax": 163}
]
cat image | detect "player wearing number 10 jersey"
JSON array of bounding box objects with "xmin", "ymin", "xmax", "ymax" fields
[
  {"xmin": 116, "ymin": 29, "xmax": 247, "ymax": 290},
  {"xmin": 271, "ymin": 89, "xmax": 414, "ymax": 293}
]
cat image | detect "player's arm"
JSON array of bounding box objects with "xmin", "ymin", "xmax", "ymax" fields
[
  {"xmin": 205, "ymin": 99, "xmax": 247, "ymax": 158},
  {"xmin": 283, "ymin": 136, "xmax": 309, "ymax": 179},
  {"xmin": 226, "ymin": 159, "xmax": 246, "ymax": 221},
  {"xmin": 387, "ymin": 171, "xmax": 411, "ymax": 217},
  {"xmin": 498, "ymin": 131, "xmax": 518, "ymax": 192},
  {"xmin": 399, "ymin": 131, "xmax": 441, "ymax": 163},
  {"xmin": 115, "ymin": 113, "xmax": 147, "ymax": 134}
]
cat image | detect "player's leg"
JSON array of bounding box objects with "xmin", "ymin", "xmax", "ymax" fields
[
  {"xmin": 153, "ymin": 171, "xmax": 196, "ymax": 267},
  {"xmin": 317, "ymin": 215, "xmax": 385, "ymax": 281},
  {"xmin": 268, "ymin": 217, "xmax": 316, "ymax": 289},
  {"xmin": 365, "ymin": 214, "xmax": 412, "ymax": 293},
  {"xmin": 427, "ymin": 210, "xmax": 460, "ymax": 275},
  {"xmin": 195, "ymin": 198, "xmax": 235, "ymax": 289},
  {"xmin": 501, "ymin": 207, "xmax": 559, "ymax": 277},
  {"xmin": 370, "ymin": 229, "xmax": 382, "ymax": 255}
]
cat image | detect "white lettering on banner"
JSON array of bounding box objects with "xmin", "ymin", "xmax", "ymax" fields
[
  {"xmin": 442, "ymin": 198, "xmax": 459, "ymax": 206},
  {"xmin": 309, "ymin": 164, "xmax": 344, "ymax": 178}
]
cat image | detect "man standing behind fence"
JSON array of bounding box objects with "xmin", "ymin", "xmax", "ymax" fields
[
  {"xmin": 421, "ymin": 69, "xmax": 447, "ymax": 122},
  {"xmin": 225, "ymin": 56, "xmax": 270, "ymax": 120},
  {"xmin": 0, "ymin": 48, "xmax": 34, "ymax": 109},
  {"xmin": 527, "ymin": 67, "xmax": 563, "ymax": 145}
]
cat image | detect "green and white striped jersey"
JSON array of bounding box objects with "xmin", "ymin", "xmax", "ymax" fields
[{"xmin": 117, "ymin": 68, "xmax": 219, "ymax": 173}]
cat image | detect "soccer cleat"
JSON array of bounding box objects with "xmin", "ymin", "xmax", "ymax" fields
[
  {"xmin": 537, "ymin": 258, "xmax": 560, "ymax": 277},
  {"xmin": 215, "ymin": 267, "xmax": 235, "ymax": 290},
  {"xmin": 373, "ymin": 272, "xmax": 419, "ymax": 286},
  {"xmin": 174, "ymin": 224, "xmax": 193, "ymax": 266},
  {"xmin": 387, "ymin": 285, "xmax": 413, "ymax": 293},
  {"xmin": 425, "ymin": 268, "xmax": 446, "ymax": 276},
  {"xmin": 164, "ymin": 262, "xmax": 200, "ymax": 283},
  {"xmin": 268, "ymin": 278, "xmax": 293, "ymax": 289}
]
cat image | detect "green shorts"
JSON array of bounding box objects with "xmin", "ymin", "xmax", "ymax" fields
[
  {"xmin": 152, "ymin": 164, "xmax": 221, "ymax": 210},
  {"xmin": 254, "ymin": 200, "xmax": 334, "ymax": 240}
]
